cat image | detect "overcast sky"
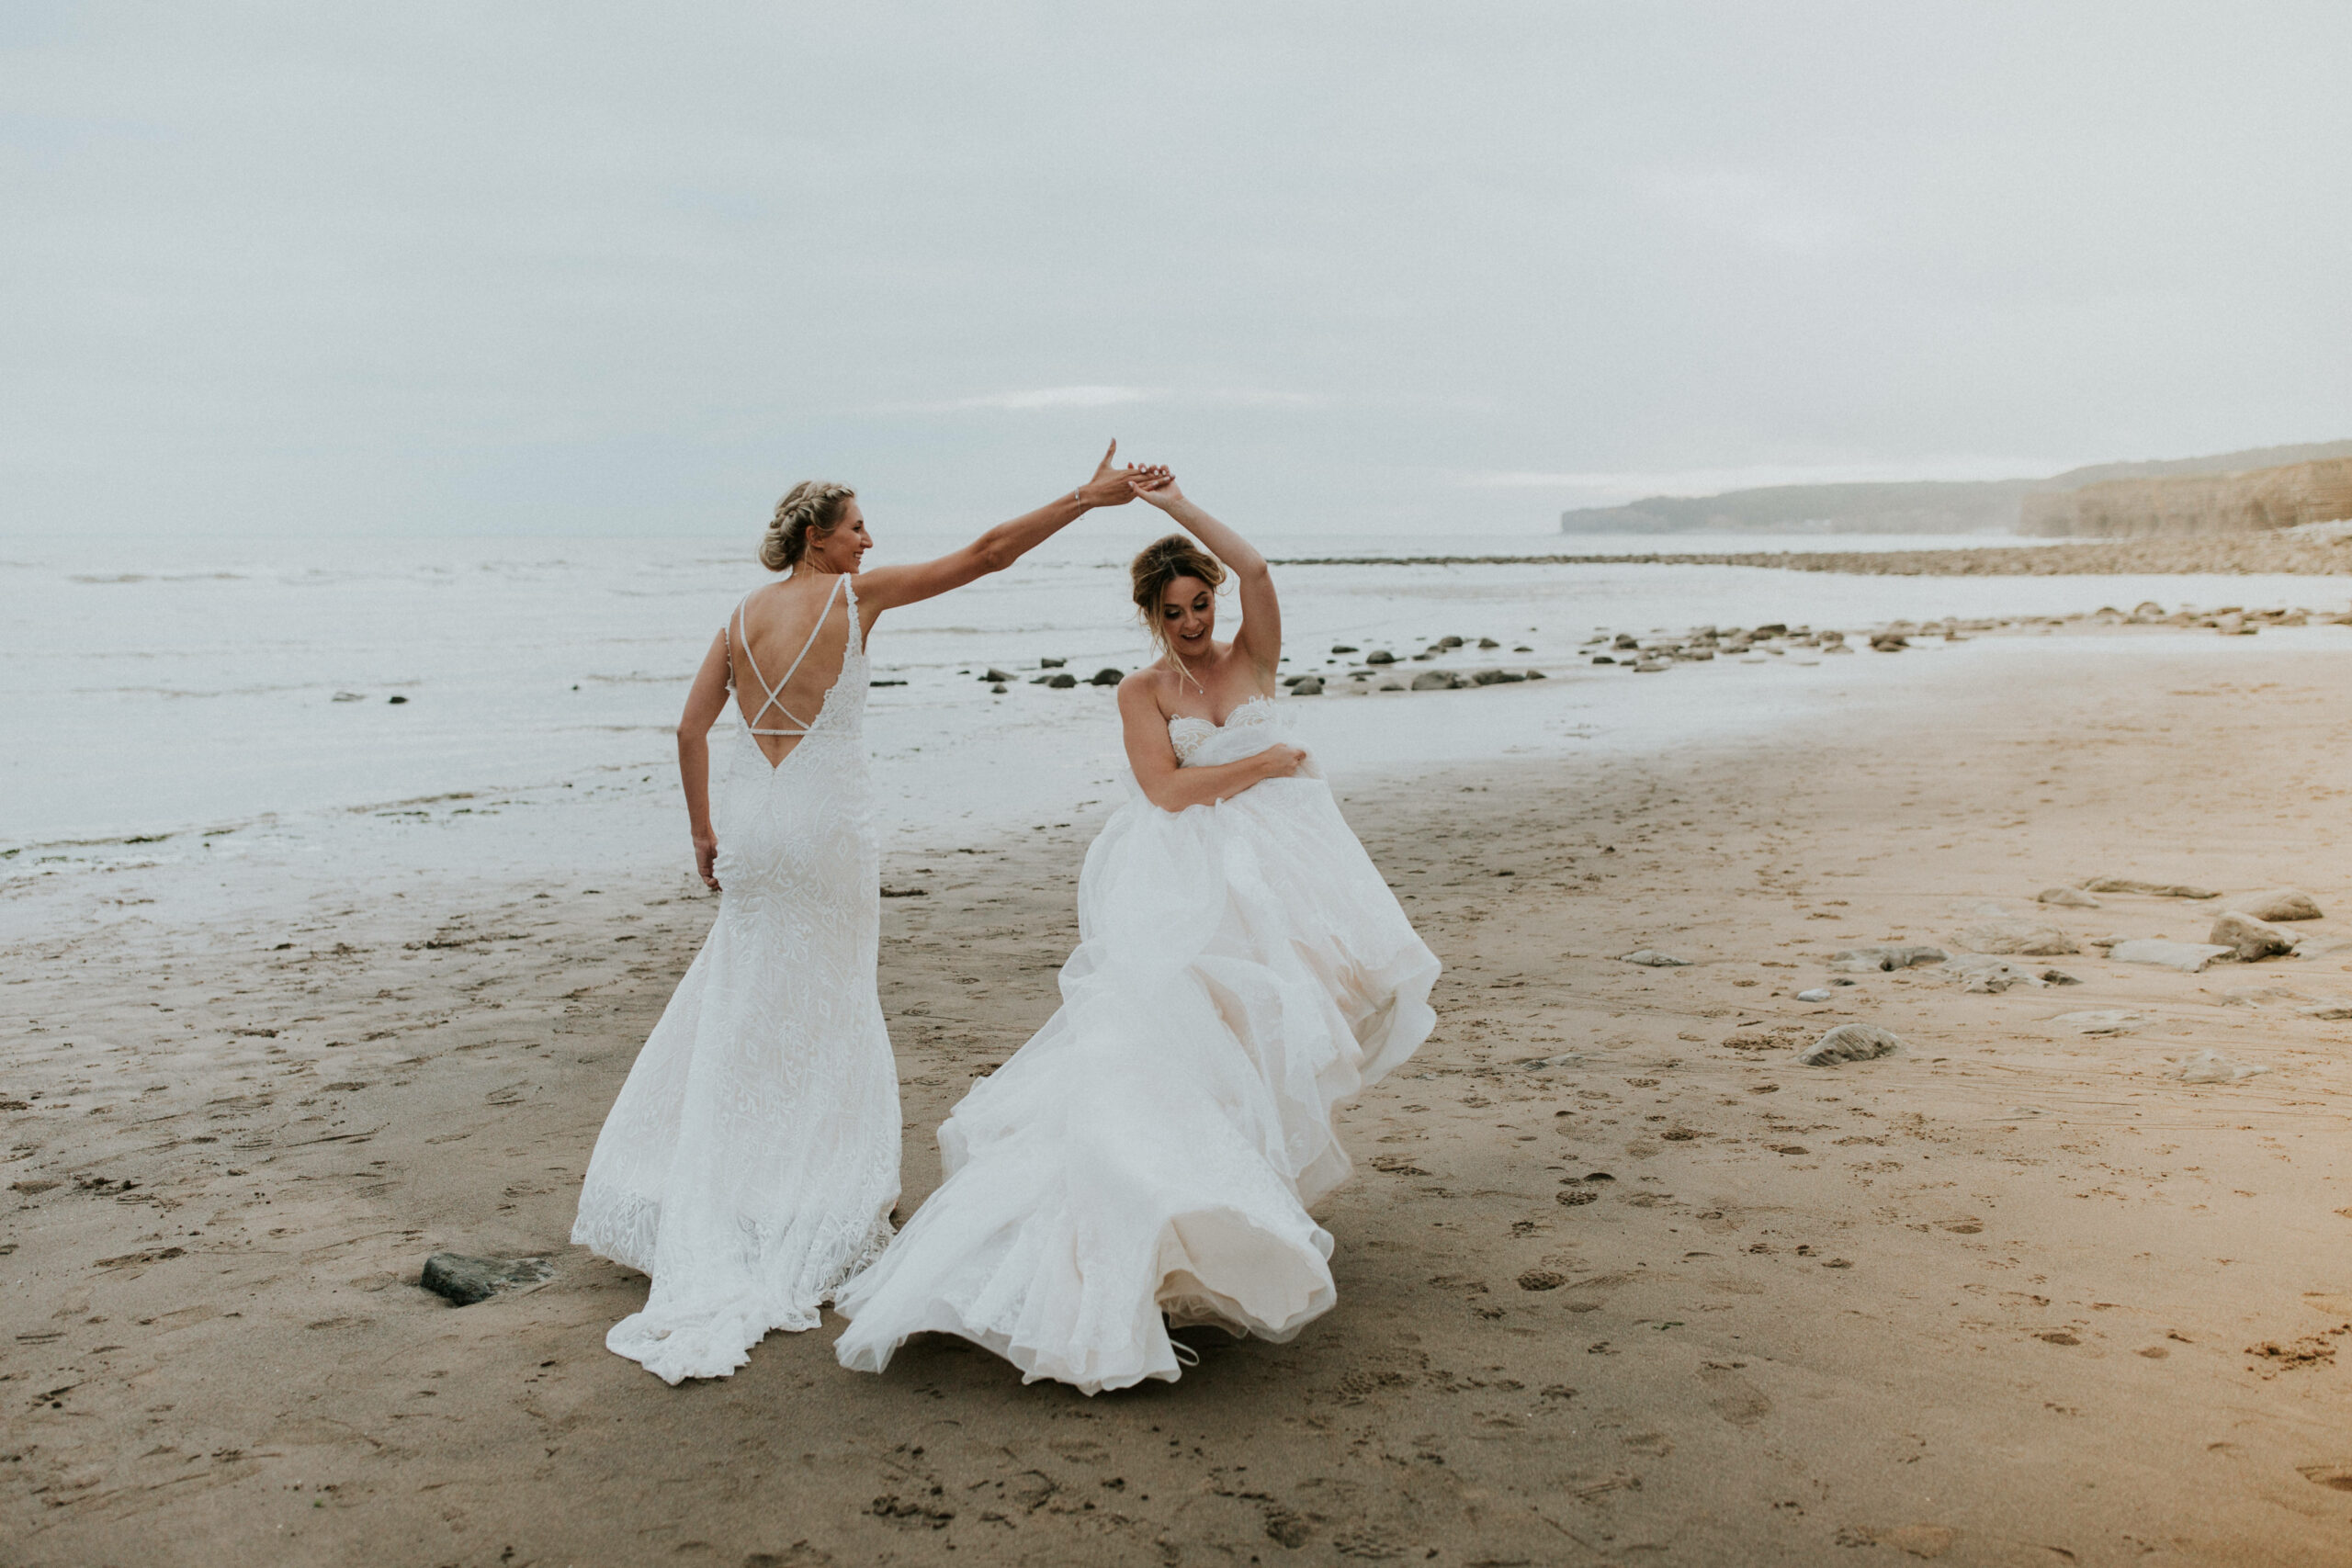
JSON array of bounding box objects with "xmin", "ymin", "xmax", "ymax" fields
[{"xmin": 6, "ymin": 2, "xmax": 2349, "ymax": 538}]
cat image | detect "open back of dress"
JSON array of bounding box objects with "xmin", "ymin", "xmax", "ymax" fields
[{"xmin": 729, "ymin": 574, "xmax": 857, "ymax": 768}]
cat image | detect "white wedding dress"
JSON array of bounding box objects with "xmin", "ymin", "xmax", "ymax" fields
[
  {"xmin": 833, "ymin": 695, "xmax": 1438, "ymax": 1393},
  {"xmin": 572, "ymin": 575, "xmax": 899, "ymax": 1384}
]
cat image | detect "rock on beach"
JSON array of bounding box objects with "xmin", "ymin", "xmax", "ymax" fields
[
  {"xmin": 1620, "ymin": 950, "xmax": 1690, "ymax": 967},
  {"xmin": 1799, "ymin": 1023, "xmax": 1904, "ymax": 1066},
  {"xmin": 2081, "ymin": 876, "xmax": 2221, "ymax": 899},
  {"xmin": 1829, "ymin": 944, "xmax": 1948, "ymax": 974},
  {"xmin": 2238, "ymin": 888, "xmax": 2323, "ymax": 921},
  {"xmin": 2108, "ymin": 939, "xmax": 2234, "ymax": 973},
  {"xmin": 2210, "ymin": 911, "xmax": 2296, "ymax": 961},
  {"xmin": 1946, "ymin": 955, "xmax": 2073, "ymax": 993},
  {"xmin": 2175, "ymin": 1050, "xmax": 2269, "ymax": 1085},
  {"xmin": 421, "ymin": 1253, "xmax": 554, "ymax": 1306},
  {"xmin": 1957, "ymin": 918, "xmax": 2080, "ymax": 956},
  {"xmin": 2037, "ymin": 886, "xmax": 2101, "ymax": 908}
]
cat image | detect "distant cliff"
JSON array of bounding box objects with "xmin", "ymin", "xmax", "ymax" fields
[
  {"xmin": 2020, "ymin": 457, "xmax": 2352, "ymax": 537},
  {"xmin": 1556, "ymin": 479, "xmax": 2035, "ymax": 535},
  {"xmin": 1560, "ymin": 438, "xmax": 2352, "ymax": 536}
]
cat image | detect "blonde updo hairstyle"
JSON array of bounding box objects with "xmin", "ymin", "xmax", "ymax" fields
[
  {"xmin": 761, "ymin": 480, "xmax": 857, "ymax": 572},
  {"xmin": 1130, "ymin": 534, "xmax": 1227, "ymax": 649}
]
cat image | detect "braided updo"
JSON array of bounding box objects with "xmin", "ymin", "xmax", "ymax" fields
[
  {"xmin": 760, "ymin": 480, "xmax": 857, "ymax": 571},
  {"xmin": 1129, "ymin": 534, "xmax": 1227, "ymax": 648}
]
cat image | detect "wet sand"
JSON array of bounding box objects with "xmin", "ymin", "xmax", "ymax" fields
[{"xmin": 7, "ymin": 632, "xmax": 2352, "ymax": 1566}]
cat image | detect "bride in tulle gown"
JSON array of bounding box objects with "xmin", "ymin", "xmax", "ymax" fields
[
  {"xmin": 835, "ymin": 473, "xmax": 1440, "ymax": 1393},
  {"xmin": 573, "ymin": 445, "xmax": 1151, "ymax": 1384}
]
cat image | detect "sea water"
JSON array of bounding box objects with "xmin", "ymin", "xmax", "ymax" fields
[{"xmin": 3, "ymin": 527, "xmax": 2346, "ymax": 894}]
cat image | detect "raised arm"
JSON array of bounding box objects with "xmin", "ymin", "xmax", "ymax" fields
[
  {"xmin": 1117, "ymin": 676, "xmax": 1305, "ymax": 812},
  {"xmin": 1133, "ymin": 475, "xmax": 1280, "ymax": 680},
  {"xmin": 855, "ymin": 441, "xmax": 1142, "ymax": 619},
  {"xmin": 676, "ymin": 628, "xmax": 734, "ymax": 890}
]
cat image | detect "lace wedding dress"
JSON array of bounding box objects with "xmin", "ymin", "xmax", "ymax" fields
[
  {"xmin": 834, "ymin": 695, "xmax": 1438, "ymax": 1393},
  {"xmin": 573, "ymin": 575, "xmax": 899, "ymax": 1383}
]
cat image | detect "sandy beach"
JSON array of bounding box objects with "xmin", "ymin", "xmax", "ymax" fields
[{"xmin": 7, "ymin": 624, "xmax": 2352, "ymax": 1567}]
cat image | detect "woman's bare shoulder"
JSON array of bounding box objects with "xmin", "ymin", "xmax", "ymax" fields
[{"xmin": 1117, "ymin": 663, "xmax": 1175, "ymax": 707}]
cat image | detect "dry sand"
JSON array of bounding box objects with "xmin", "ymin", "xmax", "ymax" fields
[{"xmin": 7, "ymin": 632, "xmax": 2352, "ymax": 1566}]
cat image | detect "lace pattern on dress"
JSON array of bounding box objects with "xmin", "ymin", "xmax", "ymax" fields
[
  {"xmin": 571, "ymin": 573, "xmax": 901, "ymax": 1384},
  {"xmin": 1167, "ymin": 694, "xmax": 1278, "ymax": 765}
]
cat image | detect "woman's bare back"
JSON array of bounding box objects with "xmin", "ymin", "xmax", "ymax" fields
[{"xmin": 728, "ymin": 573, "xmax": 858, "ymax": 766}]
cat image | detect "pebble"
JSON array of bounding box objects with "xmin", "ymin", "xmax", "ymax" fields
[
  {"xmin": 2036, "ymin": 886, "xmax": 2101, "ymax": 908},
  {"xmin": 1795, "ymin": 987, "xmax": 1835, "ymax": 1002},
  {"xmin": 981, "ymin": 668, "xmax": 1015, "ymax": 683},
  {"xmin": 1620, "ymin": 950, "xmax": 1690, "ymax": 967},
  {"xmin": 2210, "ymin": 911, "xmax": 2295, "ymax": 961},
  {"xmin": 421, "ymin": 1252, "xmax": 553, "ymax": 1306},
  {"xmin": 1365, "ymin": 649, "xmax": 1396, "ymax": 664},
  {"xmin": 1289, "ymin": 675, "xmax": 1325, "ymax": 695},
  {"xmin": 1409, "ymin": 671, "xmax": 1456, "ymax": 691},
  {"xmin": 2238, "ymin": 887, "xmax": 2323, "ymax": 922},
  {"xmin": 1089, "ymin": 668, "xmax": 1122, "ymax": 686},
  {"xmin": 1798, "ymin": 1023, "xmax": 1903, "ymax": 1066}
]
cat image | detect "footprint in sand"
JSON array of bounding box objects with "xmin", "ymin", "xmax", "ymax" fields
[{"xmin": 1699, "ymin": 1364, "xmax": 1772, "ymax": 1425}]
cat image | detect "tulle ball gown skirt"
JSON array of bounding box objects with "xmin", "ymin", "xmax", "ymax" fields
[{"xmin": 834, "ymin": 765, "xmax": 1438, "ymax": 1394}]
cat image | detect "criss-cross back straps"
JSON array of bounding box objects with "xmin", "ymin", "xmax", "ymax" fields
[{"xmin": 729, "ymin": 574, "xmax": 846, "ymax": 737}]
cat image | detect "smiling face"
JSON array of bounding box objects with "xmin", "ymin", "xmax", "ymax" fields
[
  {"xmin": 801, "ymin": 499, "xmax": 873, "ymax": 574},
  {"xmin": 1158, "ymin": 574, "xmax": 1216, "ymax": 659}
]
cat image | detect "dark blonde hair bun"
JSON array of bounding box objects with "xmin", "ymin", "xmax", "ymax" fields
[
  {"xmin": 1129, "ymin": 534, "xmax": 1227, "ymax": 647},
  {"xmin": 761, "ymin": 480, "xmax": 856, "ymax": 571}
]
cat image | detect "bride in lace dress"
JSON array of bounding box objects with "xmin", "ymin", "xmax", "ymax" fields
[
  {"xmin": 835, "ymin": 473, "xmax": 1440, "ymax": 1393},
  {"xmin": 573, "ymin": 445, "xmax": 1151, "ymax": 1384}
]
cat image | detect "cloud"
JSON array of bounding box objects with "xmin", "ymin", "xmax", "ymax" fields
[
  {"xmin": 892, "ymin": 386, "xmax": 1327, "ymax": 415},
  {"xmin": 935, "ymin": 385, "xmax": 1160, "ymax": 412}
]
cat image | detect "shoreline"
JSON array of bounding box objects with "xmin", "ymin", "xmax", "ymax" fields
[
  {"xmin": 1278, "ymin": 533, "xmax": 2352, "ymax": 575},
  {"xmin": 6, "ymin": 627, "xmax": 2352, "ymax": 1563},
  {"xmin": 12, "ymin": 614, "xmax": 2350, "ymax": 880}
]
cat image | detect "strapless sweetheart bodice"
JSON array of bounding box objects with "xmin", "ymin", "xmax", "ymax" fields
[{"xmin": 1167, "ymin": 694, "xmax": 1283, "ymax": 767}]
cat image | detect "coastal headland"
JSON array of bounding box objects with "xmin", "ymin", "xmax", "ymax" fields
[{"xmin": 6, "ymin": 622, "xmax": 2352, "ymax": 1566}]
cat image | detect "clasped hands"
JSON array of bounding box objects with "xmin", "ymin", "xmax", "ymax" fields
[{"xmin": 1074, "ymin": 440, "xmax": 1187, "ymax": 512}]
